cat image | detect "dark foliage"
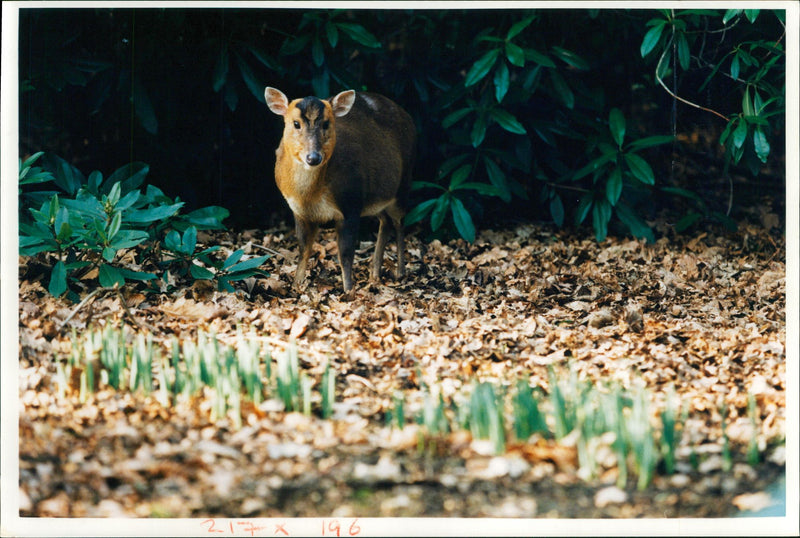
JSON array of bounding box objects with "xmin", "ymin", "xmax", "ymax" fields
[{"xmin": 19, "ymin": 7, "xmax": 785, "ymax": 238}]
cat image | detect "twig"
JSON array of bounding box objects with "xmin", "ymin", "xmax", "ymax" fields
[
  {"xmin": 250, "ymin": 244, "xmax": 282, "ymax": 257},
  {"xmin": 114, "ymin": 287, "xmax": 154, "ymax": 332},
  {"xmin": 59, "ymin": 288, "xmax": 105, "ymax": 330},
  {"xmin": 656, "ymin": 32, "xmax": 729, "ymax": 123}
]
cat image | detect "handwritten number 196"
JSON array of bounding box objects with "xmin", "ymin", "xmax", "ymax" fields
[{"xmin": 322, "ymin": 519, "xmax": 360, "ymax": 536}]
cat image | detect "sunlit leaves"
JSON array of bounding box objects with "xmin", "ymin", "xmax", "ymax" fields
[{"xmin": 19, "ymin": 154, "xmax": 241, "ymax": 299}]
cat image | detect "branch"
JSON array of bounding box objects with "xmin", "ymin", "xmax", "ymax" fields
[
  {"xmin": 655, "ymin": 33, "xmax": 729, "ymax": 123},
  {"xmin": 59, "ymin": 288, "xmax": 105, "ymax": 330}
]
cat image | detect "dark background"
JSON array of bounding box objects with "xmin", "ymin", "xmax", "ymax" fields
[{"xmin": 19, "ymin": 8, "xmax": 785, "ymax": 231}]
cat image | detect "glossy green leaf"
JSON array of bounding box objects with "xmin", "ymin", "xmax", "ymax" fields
[
  {"xmin": 676, "ymin": 32, "xmax": 690, "ymax": 70},
  {"xmin": 457, "ymin": 183, "xmax": 502, "ymax": 197},
  {"xmin": 641, "ymin": 23, "xmax": 665, "ymax": 57},
  {"xmin": 54, "ymin": 205, "xmax": 69, "ymax": 236},
  {"xmin": 742, "ymin": 86, "xmax": 755, "ymax": 116},
  {"xmin": 325, "ymin": 21, "xmax": 339, "ymax": 47},
  {"xmin": 182, "ymin": 226, "xmax": 198, "ymax": 253},
  {"xmin": 107, "ymin": 210, "xmax": 122, "ymax": 240},
  {"xmin": 49, "ymin": 261, "xmax": 68, "ymax": 297},
  {"xmin": 247, "ymin": 45, "xmax": 279, "ymax": 71},
  {"xmin": 753, "ymin": 127, "xmax": 770, "ymax": 163},
  {"xmin": 235, "ymin": 51, "xmax": 265, "ymax": 103},
  {"xmin": 442, "ymin": 107, "xmax": 472, "ymax": 128},
  {"xmin": 549, "ymin": 194, "xmax": 564, "ymax": 228},
  {"xmin": 226, "ymin": 254, "xmax": 269, "ymax": 274},
  {"xmin": 213, "ymin": 45, "xmax": 229, "ymax": 92},
  {"xmin": 675, "ymin": 212, "xmax": 703, "ymax": 233},
  {"xmin": 661, "ymin": 186, "xmax": 704, "ymax": 204},
  {"xmin": 411, "ymin": 180, "xmax": 446, "ymax": 192},
  {"xmin": 609, "ymin": 108, "xmax": 626, "ymax": 147},
  {"xmin": 117, "ymin": 268, "xmax": 157, "ymax": 281},
  {"xmin": 450, "ymin": 165, "xmax": 472, "ymax": 189},
  {"xmin": 190, "ymin": 263, "xmax": 215, "ymax": 280},
  {"xmin": 336, "ymin": 22, "xmax": 381, "ymax": 48},
  {"xmin": 181, "ymin": 206, "xmax": 229, "ymax": 229},
  {"xmin": 431, "ymin": 195, "xmax": 450, "ymax": 231},
  {"xmin": 573, "ymin": 153, "xmax": 616, "ymax": 181},
  {"xmin": 404, "ymin": 198, "xmax": 437, "ymax": 226},
  {"xmin": 123, "ymin": 202, "xmax": 184, "ymax": 224},
  {"xmin": 280, "ymin": 34, "xmax": 311, "ymax": 56},
  {"xmin": 471, "ymin": 114, "xmax": 489, "ymax": 147},
  {"xmin": 524, "ymin": 48, "xmax": 555, "ymax": 68},
  {"xmin": 217, "ymin": 276, "xmax": 235, "ymax": 293},
  {"xmin": 223, "ymin": 249, "xmax": 245, "ymax": 270},
  {"xmin": 505, "ymin": 42, "xmax": 525, "ymax": 67},
  {"xmin": 723, "ymin": 9, "xmax": 741, "ymax": 24},
  {"xmin": 732, "ymin": 118, "xmax": 748, "ymax": 149},
  {"xmin": 312, "ymin": 36, "xmax": 325, "ymax": 67},
  {"xmin": 575, "ymin": 195, "xmax": 593, "ymax": 226},
  {"xmin": 615, "ymin": 202, "xmax": 654, "ymax": 243},
  {"xmin": 451, "ymin": 197, "xmax": 476, "ymax": 243},
  {"xmin": 465, "ymin": 48, "xmax": 501, "ymax": 87},
  {"xmin": 549, "ymin": 70, "xmax": 574, "ymax": 109},
  {"xmin": 164, "ymin": 229, "xmax": 182, "ymax": 252},
  {"xmin": 730, "ymin": 53, "xmax": 740, "ymax": 79},
  {"xmin": 21, "ymin": 151, "xmax": 45, "ymax": 170},
  {"xmin": 606, "ymin": 167, "xmax": 623, "ymax": 205},
  {"xmin": 107, "ymin": 162, "xmax": 150, "ymax": 195},
  {"xmin": 494, "ymin": 61, "xmax": 510, "ymax": 103},
  {"xmin": 507, "ymin": 15, "xmax": 535, "ymax": 40},
  {"xmin": 624, "ymin": 153, "xmax": 655, "ymax": 185},
  {"xmin": 592, "ymin": 199, "xmax": 611, "ymax": 242},
  {"xmin": 483, "ymin": 157, "xmax": 511, "ymax": 202},
  {"xmin": 102, "ymin": 246, "xmax": 116, "ymax": 262},
  {"xmin": 107, "ymin": 181, "xmax": 122, "ymax": 206},
  {"xmin": 551, "ymin": 46, "xmax": 588, "ymax": 70},
  {"xmin": 84, "ymin": 170, "xmax": 102, "ymax": 194},
  {"xmin": 109, "ymin": 230, "xmax": 148, "ymax": 250},
  {"xmin": 438, "ymin": 155, "xmax": 471, "ymax": 180},
  {"xmin": 628, "ymin": 135, "xmax": 674, "ymax": 150},
  {"xmin": 490, "ymin": 108, "xmax": 527, "ymax": 134},
  {"xmin": 98, "ymin": 264, "xmax": 125, "ymax": 288}
]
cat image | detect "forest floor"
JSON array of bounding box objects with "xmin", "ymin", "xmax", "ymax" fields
[{"xmin": 17, "ymin": 211, "xmax": 787, "ymax": 519}]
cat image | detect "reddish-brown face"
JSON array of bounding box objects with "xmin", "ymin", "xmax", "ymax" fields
[
  {"xmin": 265, "ymin": 88, "xmax": 356, "ymax": 169},
  {"xmin": 283, "ymin": 96, "xmax": 336, "ymax": 168}
]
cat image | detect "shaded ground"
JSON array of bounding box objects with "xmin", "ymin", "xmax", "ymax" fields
[{"xmin": 18, "ymin": 217, "xmax": 786, "ymax": 518}]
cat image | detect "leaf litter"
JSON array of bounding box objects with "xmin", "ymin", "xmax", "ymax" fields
[{"xmin": 18, "ymin": 221, "xmax": 786, "ymax": 518}]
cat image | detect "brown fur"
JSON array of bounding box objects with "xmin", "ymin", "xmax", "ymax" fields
[{"xmin": 265, "ymin": 87, "xmax": 417, "ymax": 292}]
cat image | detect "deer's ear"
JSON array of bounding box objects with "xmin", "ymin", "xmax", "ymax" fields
[
  {"xmin": 330, "ymin": 90, "xmax": 356, "ymax": 117},
  {"xmin": 265, "ymin": 87, "xmax": 289, "ymax": 116}
]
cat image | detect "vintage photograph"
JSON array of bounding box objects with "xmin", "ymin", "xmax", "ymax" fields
[{"xmin": 2, "ymin": 1, "xmax": 796, "ymax": 536}]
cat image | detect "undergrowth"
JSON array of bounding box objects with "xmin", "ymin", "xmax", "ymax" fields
[{"xmin": 56, "ymin": 323, "xmax": 769, "ymax": 490}]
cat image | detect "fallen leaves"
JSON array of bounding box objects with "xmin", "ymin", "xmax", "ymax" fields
[{"xmin": 16, "ymin": 221, "xmax": 787, "ymax": 518}]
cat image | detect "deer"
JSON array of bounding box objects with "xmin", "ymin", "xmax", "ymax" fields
[{"xmin": 264, "ymin": 87, "xmax": 416, "ymax": 294}]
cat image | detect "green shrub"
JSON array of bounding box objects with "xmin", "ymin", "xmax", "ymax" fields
[
  {"xmin": 18, "ymin": 153, "xmax": 268, "ymax": 300},
  {"xmin": 21, "ymin": 9, "xmax": 785, "ymax": 243}
]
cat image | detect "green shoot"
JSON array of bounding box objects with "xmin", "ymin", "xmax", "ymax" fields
[{"xmin": 747, "ymin": 393, "xmax": 760, "ymax": 466}]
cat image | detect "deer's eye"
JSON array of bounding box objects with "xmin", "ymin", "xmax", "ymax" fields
[{"xmin": 293, "ymin": 121, "xmax": 301, "ymax": 129}]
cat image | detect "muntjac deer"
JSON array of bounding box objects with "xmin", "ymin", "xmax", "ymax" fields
[{"xmin": 265, "ymin": 87, "xmax": 416, "ymax": 293}]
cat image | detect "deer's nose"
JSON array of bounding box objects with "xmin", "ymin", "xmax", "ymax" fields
[{"xmin": 306, "ymin": 151, "xmax": 323, "ymax": 166}]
